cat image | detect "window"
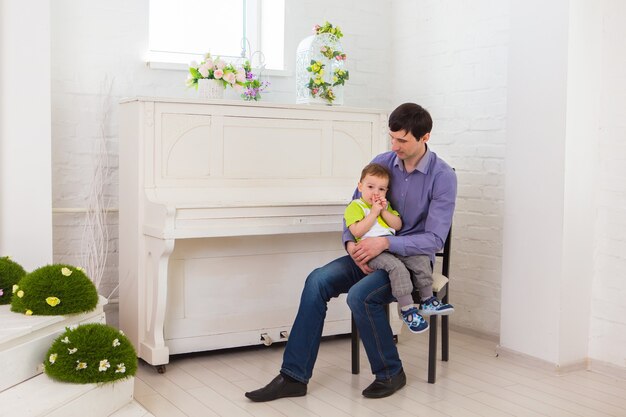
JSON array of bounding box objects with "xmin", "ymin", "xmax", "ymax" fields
[{"xmin": 148, "ymin": 0, "xmax": 285, "ymax": 71}]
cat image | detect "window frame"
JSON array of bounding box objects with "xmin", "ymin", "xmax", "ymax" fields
[{"xmin": 145, "ymin": 0, "xmax": 287, "ymax": 75}]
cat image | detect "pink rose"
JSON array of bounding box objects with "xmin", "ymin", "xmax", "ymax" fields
[
  {"xmin": 198, "ymin": 63, "xmax": 210, "ymax": 78},
  {"xmin": 223, "ymin": 72, "xmax": 236, "ymax": 84},
  {"xmin": 214, "ymin": 69, "xmax": 224, "ymax": 79},
  {"xmin": 235, "ymin": 70, "xmax": 246, "ymax": 83}
]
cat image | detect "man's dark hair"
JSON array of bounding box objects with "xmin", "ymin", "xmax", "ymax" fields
[{"xmin": 388, "ymin": 103, "xmax": 433, "ymax": 140}]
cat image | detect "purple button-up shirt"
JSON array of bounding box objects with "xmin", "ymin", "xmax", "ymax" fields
[{"xmin": 342, "ymin": 147, "xmax": 457, "ymax": 263}]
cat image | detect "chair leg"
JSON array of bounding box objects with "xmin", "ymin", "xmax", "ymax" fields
[
  {"xmin": 441, "ymin": 287, "xmax": 450, "ymax": 362},
  {"xmin": 442, "ymin": 314, "xmax": 449, "ymax": 362},
  {"xmin": 351, "ymin": 315, "xmax": 360, "ymax": 374},
  {"xmin": 428, "ymin": 315, "xmax": 438, "ymax": 383}
]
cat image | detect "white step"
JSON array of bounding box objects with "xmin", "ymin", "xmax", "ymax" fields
[
  {"xmin": 0, "ymin": 296, "xmax": 108, "ymax": 392},
  {"xmin": 0, "ymin": 373, "xmax": 134, "ymax": 417},
  {"xmin": 107, "ymin": 401, "xmax": 154, "ymax": 417}
]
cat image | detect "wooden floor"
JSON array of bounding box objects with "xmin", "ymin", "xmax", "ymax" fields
[{"xmin": 133, "ymin": 330, "xmax": 626, "ymax": 417}]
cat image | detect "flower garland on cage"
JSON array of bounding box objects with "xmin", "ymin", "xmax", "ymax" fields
[{"xmin": 306, "ymin": 22, "xmax": 350, "ymax": 104}]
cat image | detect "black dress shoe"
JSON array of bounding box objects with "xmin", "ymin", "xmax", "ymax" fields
[
  {"xmin": 362, "ymin": 369, "xmax": 406, "ymax": 398},
  {"xmin": 245, "ymin": 373, "xmax": 307, "ymax": 402}
]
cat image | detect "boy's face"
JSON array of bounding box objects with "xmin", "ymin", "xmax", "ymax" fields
[{"xmin": 358, "ymin": 174, "xmax": 389, "ymax": 205}]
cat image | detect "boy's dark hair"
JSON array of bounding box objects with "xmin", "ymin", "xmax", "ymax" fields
[
  {"xmin": 360, "ymin": 163, "xmax": 391, "ymax": 182},
  {"xmin": 388, "ymin": 103, "xmax": 433, "ymax": 140}
]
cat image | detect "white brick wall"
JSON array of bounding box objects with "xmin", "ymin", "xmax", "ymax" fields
[
  {"xmin": 51, "ymin": 0, "xmax": 508, "ymax": 337},
  {"xmin": 48, "ymin": 1, "xmax": 626, "ymax": 371},
  {"xmin": 50, "ymin": 0, "xmax": 392, "ymax": 295},
  {"xmin": 589, "ymin": 0, "xmax": 626, "ymax": 368},
  {"xmin": 390, "ymin": 0, "xmax": 509, "ymax": 336}
]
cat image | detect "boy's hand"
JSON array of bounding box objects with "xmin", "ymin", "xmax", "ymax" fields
[
  {"xmin": 371, "ymin": 195, "xmax": 385, "ymax": 214},
  {"xmin": 376, "ymin": 196, "xmax": 388, "ymax": 210}
]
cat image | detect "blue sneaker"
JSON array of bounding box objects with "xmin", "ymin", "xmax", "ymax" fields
[
  {"xmin": 401, "ymin": 306, "xmax": 429, "ymax": 333},
  {"xmin": 419, "ymin": 296, "xmax": 454, "ymax": 316}
]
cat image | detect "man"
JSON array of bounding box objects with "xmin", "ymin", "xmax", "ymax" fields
[{"xmin": 245, "ymin": 103, "xmax": 457, "ymax": 401}]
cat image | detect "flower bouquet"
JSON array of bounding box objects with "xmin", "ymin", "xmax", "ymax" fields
[
  {"xmin": 241, "ymin": 60, "xmax": 269, "ymax": 101},
  {"xmin": 186, "ymin": 53, "xmax": 247, "ymax": 99}
]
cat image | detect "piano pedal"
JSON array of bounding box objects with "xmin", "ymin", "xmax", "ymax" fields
[
  {"xmin": 260, "ymin": 333, "xmax": 273, "ymax": 346},
  {"xmin": 280, "ymin": 331, "xmax": 289, "ymax": 340}
]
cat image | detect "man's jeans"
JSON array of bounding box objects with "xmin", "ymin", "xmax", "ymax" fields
[{"xmin": 280, "ymin": 255, "xmax": 402, "ymax": 383}]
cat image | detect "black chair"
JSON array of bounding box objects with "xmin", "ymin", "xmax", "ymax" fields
[{"xmin": 350, "ymin": 227, "xmax": 452, "ymax": 384}]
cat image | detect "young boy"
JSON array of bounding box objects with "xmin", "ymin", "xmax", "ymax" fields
[{"xmin": 344, "ymin": 163, "xmax": 453, "ymax": 333}]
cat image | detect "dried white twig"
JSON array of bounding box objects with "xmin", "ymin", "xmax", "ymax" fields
[{"xmin": 81, "ymin": 76, "xmax": 114, "ymax": 296}]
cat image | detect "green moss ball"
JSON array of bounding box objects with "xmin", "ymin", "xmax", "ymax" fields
[
  {"xmin": 44, "ymin": 323, "xmax": 137, "ymax": 384},
  {"xmin": 11, "ymin": 264, "xmax": 98, "ymax": 315},
  {"xmin": 0, "ymin": 256, "xmax": 27, "ymax": 305}
]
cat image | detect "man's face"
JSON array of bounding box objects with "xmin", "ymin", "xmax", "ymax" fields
[{"xmin": 389, "ymin": 129, "xmax": 429, "ymax": 162}]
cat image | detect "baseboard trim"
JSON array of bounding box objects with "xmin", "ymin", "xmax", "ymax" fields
[
  {"xmin": 449, "ymin": 324, "xmax": 499, "ymax": 343},
  {"xmin": 589, "ymin": 358, "xmax": 626, "ymax": 380},
  {"xmin": 496, "ymin": 345, "xmax": 584, "ymax": 374},
  {"xmin": 495, "ymin": 345, "xmax": 593, "ymax": 374},
  {"xmin": 494, "ymin": 344, "xmax": 626, "ymax": 378},
  {"xmin": 450, "ymin": 329, "xmax": 626, "ymax": 379}
]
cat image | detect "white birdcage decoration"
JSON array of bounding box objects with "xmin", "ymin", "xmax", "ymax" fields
[{"xmin": 296, "ymin": 32, "xmax": 348, "ymax": 105}]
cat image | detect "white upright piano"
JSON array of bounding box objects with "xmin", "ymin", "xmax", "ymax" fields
[{"xmin": 118, "ymin": 97, "xmax": 398, "ymax": 369}]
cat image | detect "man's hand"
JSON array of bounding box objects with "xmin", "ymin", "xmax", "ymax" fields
[
  {"xmin": 351, "ymin": 237, "xmax": 389, "ymax": 267},
  {"xmin": 346, "ymin": 241, "xmax": 374, "ymax": 274}
]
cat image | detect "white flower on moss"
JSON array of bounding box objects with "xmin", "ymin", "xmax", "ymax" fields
[
  {"xmin": 49, "ymin": 353, "xmax": 58, "ymax": 364},
  {"xmin": 119, "ymin": 330, "xmax": 125, "ymax": 335},
  {"xmin": 61, "ymin": 336, "xmax": 70, "ymax": 344},
  {"xmin": 67, "ymin": 324, "xmax": 78, "ymax": 331},
  {"xmin": 61, "ymin": 267, "xmax": 72, "ymax": 276},
  {"xmin": 76, "ymin": 361, "xmax": 87, "ymax": 370},
  {"xmin": 17, "ymin": 290, "xmax": 24, "ymax": 298},
  {"xmin": 25, "ymin": 309, "xmax": 33, "ymax": 316},
  {"xmin": 12, "ymin": 284, "xmax": 18, "ymax": 294},
  {"xmin": 76, "ymin": 266, "xmax": 84, "ymax": 272},
  {"xmin": 68, "ymin": 347, "xmax": 78, "ymax": 354},
  {"xmin": 99, "ymin": 359, "xmax": 111, "ymax": 372},
  {"xmin": 115, "ymin": 363, "xmax": 126, "ymax": 374},
  {"xmin": 112, "ymin": 338, "xmax": 120, "ymax": 347}
]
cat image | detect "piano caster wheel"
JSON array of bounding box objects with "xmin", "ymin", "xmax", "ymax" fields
[
  {"xmin": 156, "ymin": 365, "xmax": 166, "ymax": 374},
  {"xmin": 393, "ymin": 335, "xmax": 399, "ymax": 344}
]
